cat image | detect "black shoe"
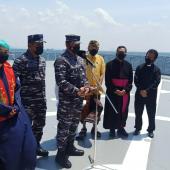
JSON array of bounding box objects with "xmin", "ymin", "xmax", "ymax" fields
[
  {"xmin": 55, "ymin": 149, "xmax": 72, "ymax": 169},
  {"xmin": 67, "ymin": 145, "xmax": 84, "ymax": 156},
  {"xmin": 76, "ymin": 128, "xmax": 87, "ymax": 140},
  {"xmin": 91, "ymin": 127, "xmax": 101, "ymax": 138},
  {"xmin": 133, "ymin": 129, "xmax": 140, "ymax": 136},
  {"xmin": 109, "ymin": 129, "xmax": 116, "ymax": 138},
  {"xmin": 148, "ymin": 132, "xmax": 154, "ymax": 138},
  {"xmin": 37, "ymin": 145, "xmax": 49, "ymax": 157},
  {"xmin": 117, "ymin": 128, "xmax": 128, "ymax": 137}
]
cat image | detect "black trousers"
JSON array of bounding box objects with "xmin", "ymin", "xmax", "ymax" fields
[{"xmin": 134, "ymin": 93, "xmax": 157, "ymax": 132}]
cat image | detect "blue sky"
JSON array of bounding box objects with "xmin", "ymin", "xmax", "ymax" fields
[{"xmin": 0, "ymin": 0, "xmax": 170, "ymax": 51}]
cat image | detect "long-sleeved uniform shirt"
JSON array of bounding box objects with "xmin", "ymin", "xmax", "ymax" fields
[
  {"xmin": 134, "ymin": 63, "xmax": 161, "ymax": 95},
  {"xmin": 13, "ymin": 50, "xmax": 46, "ymax": 106},
  {"xmin": 54, "ymin": 50, "xmax": 88, "ymax": 114}
]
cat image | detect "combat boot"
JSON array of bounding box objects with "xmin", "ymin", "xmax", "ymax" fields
[
  {"xmin": 67, "ymin": 141, "xmax": 84, "ymax": 156},
  {"xmin": 36, "ymin": 143, "xmax": 49, "ymax": 157},
  {"xmin": 55, "ymin": 149, "xmax": 72, "ymax": 169}
]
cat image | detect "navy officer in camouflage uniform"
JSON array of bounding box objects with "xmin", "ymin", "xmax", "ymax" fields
[
  {"xmin": 54, "ymin": 34, "xmax": 90, "ymax": 168},
  {"xmin": 13, "ymin": 34, "xmax": 49, "ymax": 157}
]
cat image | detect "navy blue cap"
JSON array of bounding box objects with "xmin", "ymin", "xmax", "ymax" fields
[
  {"xmin": 65, "ymin": 34, "xmax": 80, "ymax": 42},
  {"xmin": 28, "ymin": 34, "xmax": 46, "ymax": 43}
]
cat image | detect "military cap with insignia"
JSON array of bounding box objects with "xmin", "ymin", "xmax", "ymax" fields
[
  {"xmin": 28, "ymin": 34, "xmax": 46, "ymax": 43},
  {"xmin": 65, "ymin": 34, "xmax": 80, "ymax": 43}
]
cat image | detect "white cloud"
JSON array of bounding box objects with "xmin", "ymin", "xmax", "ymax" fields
[
  {"xmin": 0, "ymin": 1, "xmax": 170, "ymax": 51},
  {"xmin": 46, "ymin": 9, "xmax": 55, "ymax": 17},
  {"xmin": 55, "ymin": 0, "xmax": 69, "ymax": 14},
  {"xmin": 94, "ymin": 8, "xmax": 120, "ymax": 26},
  {"xmin": 0, "ymin": 6, "xmax": 7, "ymax": 13},
  {"xmin": 161, "ymin": 15, "xmax": 169, "ymax": 19},
  {"xmin": 73, "ymin": 15, "xmax": 96, "ymax": 28},
  {"xmin": 147, "ymin": 21, "xmax": 161, "ymax": 27},
  {"xmin": 37, "ymin": 11, "xmax": 44, "ymax": 16},
  {"xmin": 20, "ymin": 8, "xmax": 31, "ymax": 17}
]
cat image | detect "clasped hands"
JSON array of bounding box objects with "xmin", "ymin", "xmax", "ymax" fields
[
  {"xmin": 77, "ymin": 86, "xmax": 97, "ymax": 97},
  {"xmin": 115, "ymin": 89, "xmax": 126, "ymax": 96},
  {"xmin": 140, "ymin": 90, "xmax": 148, "ymax": 97}
]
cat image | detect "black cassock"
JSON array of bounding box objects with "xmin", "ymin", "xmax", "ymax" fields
[{"xmin": 103, "ymin": 58, "xmax": 133, "ymax": 129}]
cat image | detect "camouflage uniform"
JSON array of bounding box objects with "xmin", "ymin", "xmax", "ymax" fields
[
  {"xmin": 13, "ymin": 50, "xmax": 46, "ymax": 143},
  {"xmin": 54, "ymin": 50, "xmax": 88, "ymax": 151}
]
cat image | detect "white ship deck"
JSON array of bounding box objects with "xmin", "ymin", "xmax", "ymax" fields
[{"xmin": 36, "ymin": 61, "xmax": 170, "ymax": 170}]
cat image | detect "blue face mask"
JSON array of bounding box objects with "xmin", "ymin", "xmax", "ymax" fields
[{"xmin": 0, "ymin": 53, "xmax": 9, "ymax": 64}]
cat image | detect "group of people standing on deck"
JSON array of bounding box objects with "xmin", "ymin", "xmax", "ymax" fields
[{"xmin": 0, "ymin": 33, "xmax": 161, "ymax": 169}]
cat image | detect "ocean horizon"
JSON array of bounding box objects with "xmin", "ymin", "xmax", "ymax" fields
[{"xmin": 9, "ymin": 49, "xmax": 170, "ymax": 75}]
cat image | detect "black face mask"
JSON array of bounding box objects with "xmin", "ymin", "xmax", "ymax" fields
[
  {"xmin": 89, "ymin": 49, "xmax": 98, "ymax": 56},
  {"xmin": 72, "ymin": 46, "xmax": 80, "ymax": 54},
  {"xmin": 35, "ymin": 46, "xmax": 43, "ymax": 55},
  {"xmin": 0, "ymin": 53, "xmax": 9, "ymax": 64},
  {"xmin": 145, "ymin": 57, "xmax": 153, "ymax": 65},
  {"xmin": 117, "ymin": 51, "xmax": 126, "ymax": 60}
]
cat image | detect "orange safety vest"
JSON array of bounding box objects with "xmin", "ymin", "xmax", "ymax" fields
[{"xmin": 0, "ymin": 61, "xmax": 16, "ymax": 121}]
